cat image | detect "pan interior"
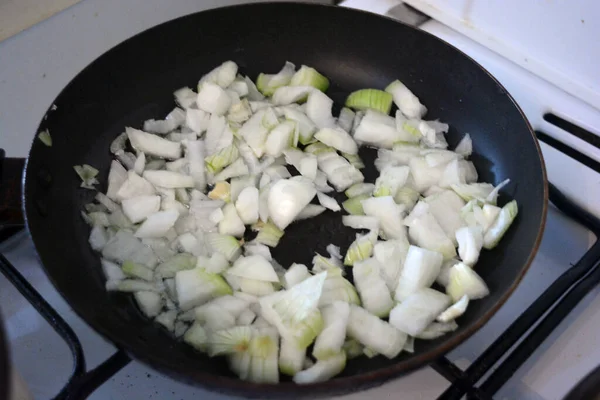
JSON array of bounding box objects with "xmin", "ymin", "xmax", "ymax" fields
[{"xmin": 23, "ymin": 2, "xmax": 546, "ymax": 395}]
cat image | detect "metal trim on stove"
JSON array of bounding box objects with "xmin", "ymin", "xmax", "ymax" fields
[{"xmin": 0, "ymin": 254, "xmax": 130, "ymax": 400}]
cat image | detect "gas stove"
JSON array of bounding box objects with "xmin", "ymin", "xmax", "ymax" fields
[{"xmin": 1, "ymin": 1, "xmax": 600, "ymax": 399}]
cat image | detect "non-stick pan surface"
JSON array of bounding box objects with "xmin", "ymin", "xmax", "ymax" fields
[{"xmin": 22, "ymin": 2, "xmax": 547, "ymax": 397}]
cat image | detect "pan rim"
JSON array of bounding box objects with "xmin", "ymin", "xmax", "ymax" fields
[{"xmin": 21, "ymin": 1, "xmax": 548, "ymax": 396}]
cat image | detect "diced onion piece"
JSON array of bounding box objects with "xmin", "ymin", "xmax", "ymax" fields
[
  {"xmin": 205, "ymin": 144, "xmax": 239, "ymax": 174},
  {"xmin": 142, "ymin": 170, "xmax": 194, "ymax": 188},
  {"xmin": 239, "ymin": 109, "xmax": 270, "ymax": 158},
  {"xmin": 446, "ymin": 262, "xmax": 489, "ymax": 302},
  {"xmin": 316, "ymin": 192, "xmax": 340, "ymax": 212},
  {"xmin": 454, "ymin": 133, "xmax": 472, "ymax": 156},
  {"xmin": 362, "ymin": 196, "xmax": 407, "ymax": 241},
  {"xmin": 341, "ymin": 194, "xmax": 369, "ymax": 216},
  {"xmin": 395, "ymin": 245, "xmax": 443, "ymax": 301},
  {"xmin": 101, "ymin": 259, "xmax": 125, "ymax": 281},
  {"xmin": 135, "ymin": 210, "xmax": 179, "ymax": 238},
  {"xmin": 345, "ymin": 183, "xmax": 375, "ymax": 198},
  {"xmin": 353, "ymin": 110, "xmax": 403, "ymax": 149},
  {"xmin": 293, "ymin": 352, "xmax": 346, "ymax": 384},
  {"xmin": 134, "ymin": 291, "xmax": 163, "ymax": 318},
  {"xmin": 415, "ymin": 321, "xmax": 458, "ymax": 340},
  {"xmin": 451, "ymin": 182, "xmax": 495, "ymax": 203},
  {"xmin": 353, "ymin": 257, "xmax": 394, "ymax": 317},
  {"xmin": 268, "ymin": 177, "xmax": 316, "ymax": 230},
  {"xmin": 313, "ymin": 301, "xmax": 350, "ymax": 360},
  {"xmin": 483, "ymin": 200, "xmax": 518, "ymax": 249},
  {"xmin": 456, "ymin": 226, "xmax": 484, "ymax": 266},
  {"xmin": 198, "ymin": 61, "xmax": 238, "ymax": 89},
  {"xmin": 121, "ymin": 195, "xmax": 161, "ymax": 224},
  {"xmin": 290, "ymin": 65, "xmax": 329, "ymax": 91},
  {"xmin": 121, "ymin": 260, "xmax": 154, "ymax": 281},
  {"xmin": 295, "ymin": 204, "xmax": 326, "ymax": 221},
  {"xmin": 102, "ymin": 230, "xmax": 158, "ymax": 268},
  {"xmin": 184, "ymin": 322, "xmax": 209, "ymax": 351},
  {"xmin": 106, "ymin": 279, "xmax": 157, "ymax": 292},
  {"xmin": 126, "ymin": 127, "xmax": 181, "ymax": 159},
  {"xmin": 337, "ymin": 107, "xmax": 355, "ymax": 132},
  {"xmin": 155, "ymin": 253, "xmax": 197, "ymax": 278},
  {"xmin": 208, "ymin": 182, "xmax": 231, "ymax": 203},
  {"xmin": 486, "ymin": 178, "xmax": 511, "ymax": 205},
  {"xmin": 282, "ymin": 107, "xmax": 318, "ymax": 145},
  {"xmin": 345, "ymin": 89, "xmax": 393, "ymax": 114},
  {"xmin": 228, "ymin": 255, "xmax": 280, "ymax": 283},
  {"xmin": 207, "ymin": 326, "xmax": 253, "ymax": 357},
  {"xmin": 389, "ymin": 288, "xmax": 451, "ymax": 336},
  {"xmin": 344, "ymin": 232, "xmax": 376, "ymax": 266},
  {"xmin": 197, "ymin": 82, "xmax": 232, "ymax": 115},
  {"xmin": 279, "ymin": 338, "xmax": 306, "ymax": 376},
  {"xmin": 408, "ymin": 211, "xmax": 457, "ymax": 260},
  {"xmin": 260, "ymin": 272, "xmax": 327, "ymax": 348},
  {"xmin": 347, "ymin": 305, "xmax": 406, "ymax": 359},
  {"xmin": 385, "ymin": 80, "xmax": 427, "ymax": 119},
  {"xmin": 183, "ymin": 140, "xmax": 207, "ymax": 191},
  {"xmin": 341, "ymin": 215, "xmax": 380, "ymax": 232},
  {"xmin": 214, "ymin": 158, "xmax": 250, "ymax": 182},
  {"xmin": 409, "ymin": 156, "xmax": 444, "ymax": 193},
  {"xmin": 437, "ymin": 295, "xmax": 469, "ymax": 323},
  {"xmin": 425, "ymin": 190, "xmax": 466, "ymax": 245},
  {"xmin": 155, "ymin": 310, "xmax": 177, "ymax": 331},
  {"xmin": 256, "ymin": 61, "xmax": 296, "ymax": 96},
  {"xmin": 314, "ymin": 127, "xmax": 358, "ymax": 155},
  {"xmin": 272, "ymin": 86, "xmax": 315, "ymax": 105},
  {"xmin": 235, "ymin": 186, "xmax": 259, "ymax": 225},
  {"xmin": 239, "ymin": 278, "xmax": 275, "ymax": 296},
  {"xmin": 342, "ymin": 152, "xmax": 365, "ymax": 169},
  {"xmin": 74, "ymin": 164, "xmax": 99, "ymax": 188},
  {"xmin": 175, "ymin": 267, "xmax": 232, "ymax": 310},
  {"xmin": 373, "ymin": 165, "xmax": 410, "ymax": 197},
  {"xmin": 38, "ymin": 130, "xmax": 52, "ymax": 146},
  {"xmin": 265, "ymin": 121, "xmax": 296, "ymax": 157},
  {"xmin": 373, "ymin": 238, "xmax": 410, "ymax": 292},
  {"xmin": 255, "ymin": 220, "xmax": 284, "ymax": 247},
  {"xmin": 306, "ymin": 90, "xmax": 336, "ymax": 129},
  {"xmin": 219, "ymin": 203, "xmax": 246, "ymax": 238},
  {"xmin": 106, "ymin": 160, "xmax": 128, "ymax": 200},
  {"xmin": 319, "ymin": 269, "xmax": 360, "ymax": 307},
  {"xmin": 283, "ymin": 263, "xmax": 311, "ymax": 288},
  {"xmin": 206, "ymin": 233, "xmax": 242, "ymax": 261}
]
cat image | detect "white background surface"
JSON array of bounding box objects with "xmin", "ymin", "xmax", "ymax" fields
[{"xmin": 404, "ymin": 0, "xmax": 600, "ymax": 113}]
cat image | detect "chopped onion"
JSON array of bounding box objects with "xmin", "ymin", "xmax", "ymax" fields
[
  {"xmin": 385, "ymin": 79, "xmax": 427, "ymax": 119},
  {"xmin": 314, "ymin": 127, "xmax": 358, "ymax": 155},
  {"xmin": 290, "ymin": 65, "xmax": 329, "ymax": 91},
  {"xmin": 389, "ymin": 288, "xmax": 451, "ymax": 336},
  {"xmin": 446, "ymin": 262, "xmax": 489, "ymax": 302},
  {"xmin": 268, "ymin": 177, "xmax": 316, "ymax": 230},
  {"xmin": 83, "ymin": 60, "xmax": 521, "ymax": 384},
  {"xmin": 347, "ymin": 305, "xmax": 406, "ymax": 359},
  {"xmin": 126, "ymin": 127, "xmax": 181, "ymax": 159},
  {"xmin": 345, "ymin": 88, "xmax": 393, "ymax": 114}
]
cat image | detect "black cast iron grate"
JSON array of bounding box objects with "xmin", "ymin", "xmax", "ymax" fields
[{"xmin": 1, "ymin": 133, "xmax": 599, "ymax": 399}]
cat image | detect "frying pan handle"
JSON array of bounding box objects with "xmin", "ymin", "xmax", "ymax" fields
[{"xmin": 0, "ymin": 149, "xmax": 26, "ymax": 240}]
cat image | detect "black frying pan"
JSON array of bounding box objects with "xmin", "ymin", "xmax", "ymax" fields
[{"xmin": 18, "ymin": 2, "xmax": 547, "ymax": 397}]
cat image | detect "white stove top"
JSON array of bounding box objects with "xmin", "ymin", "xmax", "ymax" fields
[{"xmin": 1, "ymin": 1, "xmax": 600, "ymax": 399}]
